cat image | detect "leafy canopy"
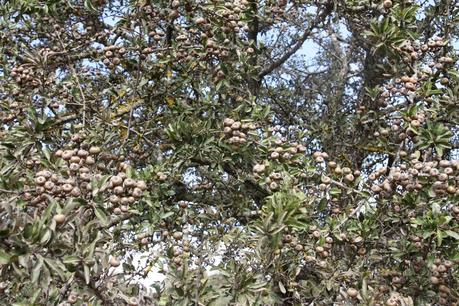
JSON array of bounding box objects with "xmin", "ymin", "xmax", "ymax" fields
[{"xmin": 0, "ymin": 0, "xmax": 458, "ymax": 305}]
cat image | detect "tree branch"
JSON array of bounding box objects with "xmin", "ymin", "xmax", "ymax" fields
[
  {"xmin": 258, "ymin": 1, "xmax": 333, "ymax": 79},
  {"xmin": 189, "ymin": 156, "xmax": 269, "ymax": 205}
]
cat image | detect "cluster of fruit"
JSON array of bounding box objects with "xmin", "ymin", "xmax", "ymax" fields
[
  {"xmin": 11, "ymin": 65, "xmax": 39, "ymax": 88},
  {"xmin": 269, "ymin": 139, "xmax": 307, "ymax": 163},
  {"xmin": 369, "ymin": 158, "xmax": 459, "ymax": 196},
  {"xmin": 429, "ymin": 258, "xmax": 455, "ymax": 305},
  {"xmin": 223, "ymin": 117, "xmax": 256, "ymax": 146},
  {"xmin": 102, "ymin": 45, "xmax": 126, "ymax": 69}
]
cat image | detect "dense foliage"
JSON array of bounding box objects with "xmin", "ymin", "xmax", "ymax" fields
[{"xmin": 0, "ymin": 0, "xmax": 458, "ymax": 305}]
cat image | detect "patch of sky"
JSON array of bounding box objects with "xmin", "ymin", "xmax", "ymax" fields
[{"xmin": 102, "ymin": 0, "xmax": 129, "ymax": 27}]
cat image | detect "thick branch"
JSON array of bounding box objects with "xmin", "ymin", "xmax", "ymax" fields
[
  {"xmin": 247, "ymin": 0, "xmax": 260, "ymax": 95},
  {"xmin": 190, "ymin": 157, "xmax": 269, "ymax": 205},
  {"xmin": 50, "ymin": 100, "xmax": 145, "ymax": 128}
]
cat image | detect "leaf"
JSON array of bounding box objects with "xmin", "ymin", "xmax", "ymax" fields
[
  {"xmin": 84, "ymin": 264, "xmax": 91, "ymax": 284},
  {"xmin": 63, "ymin": 255, "xmax": 80, "ymax": 266},
  {"xmin": 210, "ymin": 296, "xmax": 232, "ymax": 306},
  {"xmin": 160, "ymin": 211, "xmax": 174, "ymax": 219},
  {"xmin": 94, "ymin": 207, "xmax": 108, "ymax": 225},
  {"xmin": 84, "ymin": 0, "xmax": 98, "ymax": 13},
  {"xmin": 0, "ymin": 250, "xmax": 11, "ymax": 265},
  {"xmin": 32, "ymin": 257, "xmax": 44, "ymax": 283},
  {"xmin": 45, "ymin": 258, "xmax": 67, "ymax": 281},
  {"xmin": 30, "ymin": 287, "xmax": 42, "ymax": 304},
  {"xmin": 329, "ymin": 187, "xmax": 341, "ymax": 195},
  {"xmin": 40, "ymin": 228, "xmax": 53, "ymax": 245},
  {"xmin": 437, "ymin": 229, "xmax": 445, "ymax": 246},
  {"xmin": 445, "ymin": 230, "xmax": 459, "ymax": 240},
  {"xmin": 23, "ymin": 224, "xmax": 33, "ymax": 239},
  {"xmin": 278, "ymin": 281, "xmax": 286, "ymax": 294},
  {"xmin": 436, "ymin": 145, "xmax": 444, "ymax": 157},
  {"xmin": 42, "ymin": 147, "xmax": 51, "ymax": 161}
]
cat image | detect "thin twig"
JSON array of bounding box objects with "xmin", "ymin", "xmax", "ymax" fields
[
  {"xmin": 258, "ymin": 0, "xmax": 333, "ymax": 79},
  {"xmin": 333, "ymin": 200, "xmax": 366, "ymax": 232}
]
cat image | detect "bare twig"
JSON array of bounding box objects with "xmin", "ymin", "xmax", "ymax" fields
[
  {"xmin": 258, "ymin": 1, "xmax": 333, "ymax": 79},
  {"xmin": 333, "ymin": 200, "xmax": 366, "ymax": 232}
]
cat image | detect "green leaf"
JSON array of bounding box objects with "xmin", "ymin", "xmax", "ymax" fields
[
  {"xmin": 32, "ymin": 257, "xmax": 44, "ymax": 283},
  {"xmin": 63, "ymin": 255, "xmax": 80, "ymax": 266},
  {"xmin": 445, "ymin": 230, "xmax": 459, "ymax": 240},
  {"xmin": 42, "ymin": 147, "xmax": 51, "ymax": 161},
  {"xmin": 0, "ymin": 250, "xmax": 11, "ymax": 265},
  {"xmin": 437, "ymin": 229, "xmax": 445, "ymax": 246},
  {"xmin": 329, "ymin": 187, "xmax": 341, "ymax": 195},
  {"xmin": 160, "ymin": 211, "xmax": 174, "ymax": 219},
  {"xmin": 40, "ymin": 228, "xmax": 53, "ymax": 245},
  {"xmin": 45, "ymin": 258, "xmax": 67, "ymax": 281},
  {"xmin": 84, "ymin": 0, "xmax": 98, "ymax": 13},
  {"xmin": 23, "ymin": 224, "xmax": 33, "ymax": 239},
  {"xmin": 210, "ymin": 296, "xmax": 232, "ymax": 306},
  {"xmin": 30, "ymin": 287, "xmax": 42, "ymax": 304},
  {"xmin": 278, "ymin": 281, "xmax": 286, "ymax": 294},
  {"xmin": 84, "ymin": 264, "xmax": 91, "ymax": 284},
  {"xmin": 94, "ymin": 207, "xmax": 108, "ymax": 225}
]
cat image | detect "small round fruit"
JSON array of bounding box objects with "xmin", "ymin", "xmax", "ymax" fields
[
  {"xmin": 383, "ymin": 0, "xmax": 392, "ymax": 8},
  {"xmin": 173, "ymin": 231, "xmax": 183, "ymax": 240},
  {"xmin": 109, "ymin": 257, "xmax": 120, "ymax": 267},
  {"xmin": 0, "ymin": 282, "xmax": 7, "ymax": 292},
  {"xmin": 62, "ymin": 150, "xmax": 74, "ymax": 160},
  {"xmin": 132, "ymin": 187, "xmax": 143, "ymax": 198},
  {"xmin": 386, "ymin": 298, "xmax": 397, "ymax": 306},
  {"xmin": 136, "ymin": 180, "xmax": 147, "ymax": 190},
  {"xmin": 89, "ymin": 146, "xmax": 101, "ymax": 154},
  {"xmin": 347, "ymin": 287, "xmax": 359, "ymax": 298},
  {"xmin": 85, "ymin": 156, "xmax": 95, "ymax": 165},
  {"xmin": 124, "ymin": 178, "xmax": 136, "ymax": 187},
  {"xmin": 67, "ymin": 294, "xmax": 78, "ymax": 304},
  {"xmin": 113, "ymin": 186, "xmax": 124, "ymax": 195},
  {"xmin": 312, "ymin": 230, "xmax": 321, "ymax": 238},
  {"xmin": 430, "ymin": 276, "xmax": 440, "ymax": 285},
  {"xmin": 35, "ymin": 176, "xmax": 46, "ymax": 186},
  {"xmin": 53, "ymin": 214, "xmax": 66, "ymax": 224},
  {"xmin": 70, "ymin": 187, "xmax": 81, "ymax": 197},
  {"xmin": 111, "ymin": 176, "xmax": 123, "ymax": 186},
  {"xmin": 440, "ymin": 77, "xmax": 449, "ymax": 85},
  {"xmin": 344, "ymin": 174, "xmax": 354, "ymax": 183},
  {"xmin": 128, "ymin": 297, "xmax": 139, "ymax": 306},
  {"xmin": 195, "ymin": 17, "xmax": 206, "ymax": 25}
]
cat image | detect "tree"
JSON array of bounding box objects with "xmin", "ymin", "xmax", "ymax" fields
[{"xmin": 0, "ymin": 0, "xmax": 458, "ymax": 305}]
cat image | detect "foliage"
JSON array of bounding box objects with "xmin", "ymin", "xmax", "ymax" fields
[{"xmin": 0, "ymin": 0, "xmax": 458, "ymax": 305}]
